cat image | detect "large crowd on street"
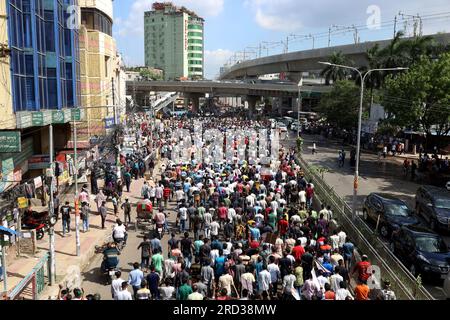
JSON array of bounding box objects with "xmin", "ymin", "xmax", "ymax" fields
[{"xmin": 58, "ymin": 115, "xmax": 397, "ymax": 301}]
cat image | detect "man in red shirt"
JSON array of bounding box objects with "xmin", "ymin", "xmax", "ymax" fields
[
  {"xmin": 163, "ymin": 186, "xmax": 171, "ymax": 208},
  {"xmin": 352, "ymin": 255, "xmax": 371, "ymax": 282},
  {"xmin": 218, "ymin": 203, "xmax": 228, "ymax": 227},
  {"xmin": 278, "ymin": 216, "xmax": 289, "ymax": 240},
  {"xmin": 291, "ymin": 239, "xmax": 305, "ymax": 262},
  {"xmin": 305, "ymin": 184, "xmax": 314, "ymax": 209}
]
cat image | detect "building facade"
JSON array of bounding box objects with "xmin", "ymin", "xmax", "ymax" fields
[
  {"xmin": 79, "ymin": 0, "xmax": 121, "ymax": 140},
  {"xmin": 0, "ymin": 0, "xmax": 14, "ymax": 130},
  {"xmin": 1, "ymin": 0, "xmax": 82, "ymax": 195},
  {"xmin": 144, "ymin": 2, "xmax": 204, "ymax": 80}
]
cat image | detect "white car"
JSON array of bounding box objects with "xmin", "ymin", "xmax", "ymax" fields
[{"xmin": 446, "ymin": 181, "xmax": 450, "ymax": 191}]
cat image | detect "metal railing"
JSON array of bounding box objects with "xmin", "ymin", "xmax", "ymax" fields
[
  {"xmin": 7, "ymin": 253, "xmax": 49, "ymax": 300},
  {"xmin": 296, "ymin": 156, "xmax": 434, "ymax": 300}
]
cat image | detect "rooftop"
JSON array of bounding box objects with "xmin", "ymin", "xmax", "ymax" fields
[{"xmin": 145, "ymin": 2, "xmax": 204, "ymax": 20}]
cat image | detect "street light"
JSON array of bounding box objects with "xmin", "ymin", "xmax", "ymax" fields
[
  {"xmin": 318, "ymin": 62, "xmax": 408, "ymax": 220},
  {"xmin": 297, "ymin": 77, "xmax": 303, "ymax": 138}
]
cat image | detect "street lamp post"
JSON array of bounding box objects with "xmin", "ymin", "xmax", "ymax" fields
[
  {"xmin": 297, "ymin": 77, "xmax": 303, "ymax": 138},
  {"xmin": 318, "ymin": 62, "xmax": 408, "ymax": 220}
]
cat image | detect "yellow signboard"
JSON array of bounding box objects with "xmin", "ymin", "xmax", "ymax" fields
[{"xmin": 17, "ymin": 197, "xmax": 28, "ymax": 209}]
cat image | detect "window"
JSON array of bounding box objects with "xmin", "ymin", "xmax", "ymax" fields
[
  {"xmin": 188, "ymin": 32, "xmax": 202, "ymax": 37},
  {"xmin": 104, "ymin": 56, "xmax": 109, "ymax": 77},
  {"xmin": 80, "ymin": 8, "xmax": 112, "ymax": 36},
  {"xmin": 188, "ymin": 39, "xmax": 203, "ymax": 44}
]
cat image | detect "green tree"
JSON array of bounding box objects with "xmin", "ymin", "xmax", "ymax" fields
[
  {"xmin": 139, "ymin": 69, "xmax": 163, "ymax": 80},
  {"xmin": 318, "ymin": 80, "xmax": 369, "ymax": 130},
  {"xmin": 382, "ymin": 53, "xmax": 450, "ymax": 145},
  {"xmin": 320, "ymin": 51, "xmax": 353, "ymax": 85}
]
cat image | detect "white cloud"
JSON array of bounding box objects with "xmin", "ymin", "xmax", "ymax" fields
[
  {"xmin": 245, "ymin": 0, "xmax": 450, "ymax": 33},
  {"xmin": 115, "ymin": 0, "xmax": 225, "ymax": 37},
  {"xmin": 204, "ymin": 49, "xmax": 234, "ymax": 79}
]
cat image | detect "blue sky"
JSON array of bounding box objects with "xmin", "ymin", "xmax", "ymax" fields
[{"xmin": 113, "ymin": 0, "xmax": 450, "ymax": 79}]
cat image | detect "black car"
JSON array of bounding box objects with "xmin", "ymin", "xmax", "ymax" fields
[
  {"xmin": 415, "ymin": 185, "xmax": 450, "ymax": 232},
  {"xmin": 390, "ymin": 225, "xmax": 450, "ymax": 281},
  {"xmin": 362, "ymin": 193, "xmax": 420, "ymax": 238}
]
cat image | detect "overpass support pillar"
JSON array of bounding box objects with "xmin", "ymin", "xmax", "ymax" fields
[
  {"xmin": 191, "ymin": 94, "xmax": 201, "ymax": 114},
  {"xmin": 246, "ymin": 95, "xmax": 259, "ymax": 119},
  {"xmin": 185, "ymin": 93, "xmax": 203, "ymax": 114}
]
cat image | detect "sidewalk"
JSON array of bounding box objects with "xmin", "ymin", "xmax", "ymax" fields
[{"xmin": 3, "ymin": 153, "xmax": 160, "ymax": 299}]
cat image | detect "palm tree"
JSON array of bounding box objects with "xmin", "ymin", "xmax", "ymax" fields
[{"xmin": 320, "ymin": 51, "xmax": 353, "ymax": 85}]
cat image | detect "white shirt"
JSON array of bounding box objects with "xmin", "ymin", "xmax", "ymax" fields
[
  {"xmin": 330, "ymin": 274, "xmax": 344, "ymax": 293},
  {"xmin": 179, "ymin": 208, "xmax": 188, "ymax": 220},
  {"xmin": 283, "ymin": 274, "xmax": 296, "ymax": 293},
  {"xmin": 291, "ymin": 215, "xmax": 301, "ymax": 223},
  {"xmin": 258, "ymin": 269, "xmax": 271, "ymax": 292},
  {"xmin": 337, "ymin": 231, "xmax": 347, "ymax": 248},
  {"xmin": 298, "ymin": 191, "xmax": 306, "ymax": 203},
  {"xmin": 175, "ymin": 190, "xmax": 185, "ymax": 201},
  {"xmin": 113, "ymin": 224, "xmax": 126, "ymax": 239},
  {"xmin": 111, "ymin": 278, "xmax": 124, "ymax": 298},
  {"xmin": 336, "ymin": 288, "xmax": 353, "ymax": 300},
  {"xmin": 330, "ymin": 234, "xmax": 340, "ymax": 250},
  {"xmin": 188, "ymin": 292, "xmax": 204, "ymax": 300},
  {"xmin": 227, "ymin": 208, "xmax": 236, "ymax": 222},
  {"xmin": 203, "ymin": 212, "xmax": 212, "ymax": 227},
  {"xmin": 115, "ymin": 289, "xmax": 132, "ymax": 300},
  {"xmin": 210, "ymin": 221, "xmax": 220, "ymax": 236}
]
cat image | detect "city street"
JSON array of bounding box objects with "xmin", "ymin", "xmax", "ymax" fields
[{"xmin": 291, "ymin": 132, "xmax": 448, "ymax": 299}]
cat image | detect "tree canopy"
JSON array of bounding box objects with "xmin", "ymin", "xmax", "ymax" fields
[
  {"xmin": 382, "ymin": 53, "xmax": 450, "ymax": 140},
  {"xmin": 318, "ymin": 80, "xmax": 369, "ymax": 130}
]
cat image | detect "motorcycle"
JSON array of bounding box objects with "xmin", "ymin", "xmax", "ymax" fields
[
  {"xmin": 155, "ymin": 223, "xmax": 164, "ymax": 240},
  {"xmin": 21, "ymin": 210, "xmax": 50, "ymax": 240},
  {"xmin": 100, "ymin": 249, "xmax": 120, "ymax": 285}
]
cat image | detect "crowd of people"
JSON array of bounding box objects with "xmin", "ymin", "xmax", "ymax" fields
[{"xmin": 106, "ymin": 116, "xmax": 397, "ymax": 301}]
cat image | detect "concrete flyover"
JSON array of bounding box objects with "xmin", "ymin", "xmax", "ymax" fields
[
  {"xmin": 126, "ymin": 80, "xmax": 331, "ymax": 98},
  {"xmin": 219, "ymin": 33, "xmax": 450, "ymax": 80}
]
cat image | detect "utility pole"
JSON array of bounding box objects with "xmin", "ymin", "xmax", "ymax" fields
[
  {"xmin": 73, "ymin": 117, "xmax": 80, "ymax": 257},
  {"xmin": 328, "ymin": 26, "xmax": 332, "ymax": 47},
  {"xmin": 48, "ymin": 124, "xmax": 56, "ymax": 286},
  {"xmin": 393, "ymin": 14, "xmax": 397, "ymax": 38},
  {"xmin": 1, "ymin": 233, "xmax": 7, "ymax": 292},
  {"xmin": 285, "ymin": 36, "xmax": 289, "ymax": 53},
  {"xmin": 352, "ymin": 25, "xmax": 359, "ymax": 44}
]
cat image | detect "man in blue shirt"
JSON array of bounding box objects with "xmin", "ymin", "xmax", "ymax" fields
[
  {"xmin": 128, "ymin": 262, "xmax": 144, "ymax": 299},
  {"xmin": 342, "ymin": 238, "xmax": 354, "ymax": 269},
  {"xmin": 249, "ymin": 222, "xmax": 261, "ymax": 241}
]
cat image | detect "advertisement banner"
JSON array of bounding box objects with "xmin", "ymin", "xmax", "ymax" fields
[
  {"xmin": 104, "ymin": 118, "xmax": 115, "ymax": 129},
  {"xmin": 52, "ymin": 111, "xmax": 65, "ymax": 124},
  {"xmin": 71, "ymin": 108, "xmax": 81, "ymax": 121},
  {"xmin": 28, "ymin": 155, "xmax": 50, "ymax": 170},
  {"xmin": 0, "ymin": 158, "xmax": 14, "ymax": 193},
  {"xmin": 17, "ymin": 197, "xmax": 28, "ymax": 209},
  {"xmin": 32, "ymin": 112, "xmax": 44, "ymax": 126},
  {"xmin": 0, "ymin": 132, "xmax": 21, "ymax": 153}
]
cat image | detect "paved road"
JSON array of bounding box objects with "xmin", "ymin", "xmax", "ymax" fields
[
  {"xmin": 290, "ymin": 132, "xmax": 447, "ymax": 299},
  {"xmin": 80, "ymin": 159, "xmax": 180, "ymax": 300}
]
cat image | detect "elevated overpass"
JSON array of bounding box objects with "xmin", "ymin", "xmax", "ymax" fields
[
  {"xmin": 219, "ymin": 33, "xmax": 450, "ymax": 80},
  {"xmin": 127, "ymin": 80, "xmax": 331, "ymax": 114}
]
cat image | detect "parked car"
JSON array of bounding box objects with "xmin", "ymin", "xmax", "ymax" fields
[
  {"xmin": 446, "ymin": 181, "xmax": 450, "ymax": 191},
  {"xmin": 390, "ymin": 225, "xmax": 450, "ymax": 281},
  {"xmin": 415, "ymin": 185, "xmax": 450, "ymax": 232},
  {"xmin": 362, "ymin": 193, "xmax": 420, "ymax": 238}
]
